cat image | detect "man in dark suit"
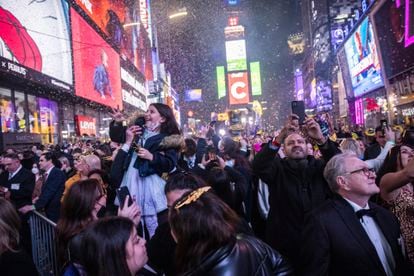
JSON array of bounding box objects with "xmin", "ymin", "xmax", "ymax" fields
[
  {"xmin": 0, "ymin": 153, "xmax": 35, "ymax": 209},
  {"xmin": 364, "ymin": 126, "xmax": 387, "ymax": 160},
  {"xmin": 19, "ymin": 152, "xmax": 66, "ymax": 222},
  {"xmin": 300, "ymin": 152, "xmax": 410, "ymax": 276}
]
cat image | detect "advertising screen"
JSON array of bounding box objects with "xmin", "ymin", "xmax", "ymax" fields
[
  {"xmin": 216, "ymin": 66, "xmax": 226, "ymax": 99},
  {"xmin": 294, "ymin": 69, "xmax": 304, "ymax": 101},
  {"xmin": 75, "ymin": 115, "xmax": 97, "ymax": 136},
  {"xmin": 374, "ymin": 0, "xmax": 414, "ymax": 78},
  {"xmin": 250, "ymin": 62, "xmax": 262, "ymax": 96},
  {"xmin": 344, "ymin": 17, "xmax": 384, "ymax": 97},
  {"xmin": 0, "ymin": 0, "xmax": 72, "ymax": 85},
  {"xmin": 38, "ymin": 98, "xmax": 58, "ymax": 135},
  {"xmin": 184, "ymin": 89, "xmax": 202, "ymax": 102},
  {"xmin": 225, "ymin": 40, "xmax": 247, "ymax": 72},
  {"xmin": 71, "ymin": 9, "xmax": 122, "ymax": 109},
  {"xmin": 316, "ymin": 80, "xmax": 333, "ymax": 112},
  {"xmin": 228, "ymin": 72, "xmax": 250, "ymax": 105},
  {"xmin": 74, "ymin": 0, "xmax": 151, "ymax": 77}
]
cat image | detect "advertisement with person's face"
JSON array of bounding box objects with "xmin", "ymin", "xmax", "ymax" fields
[
  {"xmin": 0, "ymin": 0, "xmax": 73, "ymax": 84},
  {"xmin": 344, "ymin": 17, "xmax": 384, "ymax": 97},
  {"xmin": 375, "ymin": 0, "xmax": 414, "ymax": 78},
  {"xmin": 74, "ymin": 0, "xmax": 151, "ymax": 77},
  {"xmin": 71, "ymin": 8, "xmax": 122, "ymax": 109}
]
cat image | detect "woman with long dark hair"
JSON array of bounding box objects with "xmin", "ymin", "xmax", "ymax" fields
[
  {"xmin": 56, "ymin": 179, "xmax": 140, "ymax": 271},
  {"xmin": 81, "ymin": 216, "xmax": 147, "ymax": 276},
  {"xmin": 169, "ymin": 187, "xmax": 293, "ymax": 275},
  {"xmin": 0, "ymin": 198, "xmax": 38, "ymax": 275},
  {"xmin": 111, "ymin": 103, "xmax": 182, "ymax": 238},
  {"xmin": 379, "ymin": 130, "xmax": 414, "ymax": 265}
]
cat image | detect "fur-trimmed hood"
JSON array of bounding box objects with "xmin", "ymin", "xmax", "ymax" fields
[{"xmin": 159, "ymin": 134, "xmax": 185, "ymax": 151}]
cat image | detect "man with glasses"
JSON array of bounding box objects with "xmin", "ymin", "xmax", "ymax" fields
[{"xmin": 300, "ymin": 152, "xmax": 410, "ymax": 275}]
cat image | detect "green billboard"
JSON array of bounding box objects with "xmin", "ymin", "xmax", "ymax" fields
[
  {"xmin": 216, "ymin": 66, "xmax": 226, "ymax": 99},
  {"xmin": 250, "ymin": 61, "xmax": 262, "ymax": 96}
]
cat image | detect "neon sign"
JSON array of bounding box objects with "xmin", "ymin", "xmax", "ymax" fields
[{"xmin": 395, "ymin": 0, "xmax": 414, "ymax": 47}]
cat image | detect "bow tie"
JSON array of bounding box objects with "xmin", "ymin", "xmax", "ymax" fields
[{"xmin": 356, "ymin": 209, "xmax": 376, "ymax": 220}]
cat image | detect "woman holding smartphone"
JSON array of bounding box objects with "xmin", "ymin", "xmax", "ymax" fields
[{"xmin": 110, "ymin": 103, "xmax": 182, "ymax": 238}]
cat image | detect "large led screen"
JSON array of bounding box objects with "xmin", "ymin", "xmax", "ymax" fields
[
  {"xmin": 344, "ymin": 17, "xmax": 384, "ymax": 97},
  {"xmin": 184, "ymin": 89, "xmax": 202, "ymax": 102},
  {"xmin": 74, "ymin": 0, "xmax": 152, "ymax": 77},
  {"xmin": 71, "ymin": 9, "xmax": 122, "ymax": 109},
  {"xmin": 225, "ymin": 40, "xmax": 247, "ymax": 72},
  {"xmin": 0, "ymin": 0, "xmax": 72, "ymax": 84},
  {"xmin": 228, "ymin": 72, "xmax": 250, "ymax": 105},
  {"xmin": 375, "ymin": 0, "xmax": 414, "ymax": 78}
]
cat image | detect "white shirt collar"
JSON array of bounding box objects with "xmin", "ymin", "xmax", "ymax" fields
[
  {"xmin": 342, "ymin": 196, "xmax": 370, "ymax": 212},
  {"xmin": 45, "ymin": 166, "xmax": 54, "ymax": 176},
  {"xmin": 10, "ymin": 165, "xmax": 23, "ymax": 178}
]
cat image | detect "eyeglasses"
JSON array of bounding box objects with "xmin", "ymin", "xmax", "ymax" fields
[{"xmin": 343, "ymin": 167, "xmax": 375, "ymax": 177}]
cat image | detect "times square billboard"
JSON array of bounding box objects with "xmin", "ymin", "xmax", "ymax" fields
[
  {"xmin": 0, "ymin": 0, "xmax": 73, "ymax": 91},
  {"xmin": 344, "ymin": 17, "xmax": 384, "ymax": 97},
  {"xmin": 374, "ymin": 0, "xmax": 414, "ymax": 79},
  {"xmin": 71, "ymin": 8, "xmax": 122, "ymax": 109},
  {"xmin": 225, "ymin": 39, "xmax": 247, "ymax": 72},
  {"xmin": 73, "ymin": 0, "xmax": 153, "ymax": 80}
]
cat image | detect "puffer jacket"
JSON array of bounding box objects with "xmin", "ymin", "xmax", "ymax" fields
[{"xmin": 182, "ymin": 234, "xmax": 293, "ymax": 276}]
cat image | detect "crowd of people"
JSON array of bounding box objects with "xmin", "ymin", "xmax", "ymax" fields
[{"xmin": 0, "ymin": 103, "xmax": 413, "ymax": 275}]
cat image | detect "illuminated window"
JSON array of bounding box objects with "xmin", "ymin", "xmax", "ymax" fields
[
  {"xmin": 14, "ymin": 91, "xmax": 27, "ymax": 133},
  {"xmin": 0, "ymin": 87, "xmax": 14, "ymax": 133}
]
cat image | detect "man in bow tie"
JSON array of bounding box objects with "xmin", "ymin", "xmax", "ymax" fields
[{"xmin": 300, "ymin": 152, "xmax": 412, "ymax": 276}]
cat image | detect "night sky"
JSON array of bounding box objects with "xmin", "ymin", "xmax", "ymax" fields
[{"xmin": 153, "ymin": 0, "xmax": 302, "ymax": 130}]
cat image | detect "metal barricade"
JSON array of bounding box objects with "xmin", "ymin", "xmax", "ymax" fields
[{"xmin": 29, "ymin": 211, "xmax": 59, "ymax": 276}]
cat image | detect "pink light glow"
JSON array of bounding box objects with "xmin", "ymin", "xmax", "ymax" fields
[
  {"xmin": 396, "ymin": 0, "xmax": 414, "ymax": 47},
  {"xmin": 355, "ymin": 98, "xmax": 364, "ymax": 125},
  {"xmin": 404, "ymin": 0, "xmax": 414, "ymax": 47}
]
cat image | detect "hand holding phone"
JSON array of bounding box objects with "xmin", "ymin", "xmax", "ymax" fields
[
  {"xmin": 116, "ymin": 187, "xmax": 133, "ymax": 208},
  {"xmin": 291, "ymin": 101, "xmax": 306, "ymax": 125}
]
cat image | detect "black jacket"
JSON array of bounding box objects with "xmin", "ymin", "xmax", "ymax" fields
[
  {"xmin": 300, "ymin": 195, "xmax": 412, "ymax": 276},
  {"xmin": 110, "ymin": 132, "xmax": 180, "ymax": 188},
  {"xmin": 252, "ymin": 139, "xmax": 340, "ymax": 265},
  {"xmin": 364, "ymin": 142, "xmax": 382, "ymax": 160},
  {"xmin": 182, "ymin": 234, "xmax": 293, "ymax": 276},
  {"xmin": 34, "ymin": 167, "xmax": 66, "ymax": 222},
  {"xmin": 0, "ymin": 167, "xmax": 35, "ymax": 209}
]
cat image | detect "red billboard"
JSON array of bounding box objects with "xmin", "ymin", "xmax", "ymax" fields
[
  {"xmin": 228, "ymin": 72, "xmax": 250, "ymax": 105},
  {"xmin": 73, "ymin": 0, "xmax": 152, "ymax": 79},
  {"xmin": 71, "ymin": 8, "xmax": 122, "ymax": 109},
  {"xmin": 75, "ymin": 115, "xmax": 97, "ymax": 136}
]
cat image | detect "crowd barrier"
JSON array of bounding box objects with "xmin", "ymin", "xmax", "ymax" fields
[{"xmin": 29, "ymin": 211, "xmax": 59, "ymax": 276}]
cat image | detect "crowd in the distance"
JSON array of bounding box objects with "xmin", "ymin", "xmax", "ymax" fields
[{"xmin": 0, "ymin": 103, "xmax": 413, "ymax": 276}]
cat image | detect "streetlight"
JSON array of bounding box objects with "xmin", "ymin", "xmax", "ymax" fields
[
  {"xmin": 151, "ymin": 7, "xmax": 188, "ymax": 103},
  {"xmin": 122, "ymin": 8, "xmax": 188, "ymax": 103}
]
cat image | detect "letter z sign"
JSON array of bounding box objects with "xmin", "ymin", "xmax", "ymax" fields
[{"xmin": 227, "ymin": 72, "xmax": 250, "ymax": 105}]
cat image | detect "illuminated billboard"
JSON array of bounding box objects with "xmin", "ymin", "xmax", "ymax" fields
[
  {"xmin": 344, "ymin": 17, "xmax": 384, "ymax": 97},
  {"xmin": 294, "ymin": 69, "xmax": 304, "ymax": 100},
  {"xmin": 184, "ymin": 89, "xmax": 202, "ymax": 102},
  {"xmin": 75, "ymin": 115, "xmax": 97, "ymax": 136},
  {"xmin": 316, "ymin": 80, "xmax": 333, "ymax": 112},
  {"xmin": 375, "ymin": 0, "xmax": 414, "ymax": 78},
  {"xmin": 216, "ymin": 66, "xmax": 226, "ymax": 99},
  {"xmin": 74, "ymin": 0, "xmax": 152, "ymax": 77},
  {"xmin": 250, "ymin": 62, "xmax": 262, "ymax": 96},
  {"xmin": 228, "ymin": 72, "xmax": 250, "ymax": 105},
  {"xmin": 0, "ymin": 0, "xmax": 72, "ymax": 86},
  {"xmin": 71, "ymin": 8, "xmax": 122, "ymax": 109},
  {"xmin": 225, "ymin": 40, "xmax": 247, "ymax": 72}
]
